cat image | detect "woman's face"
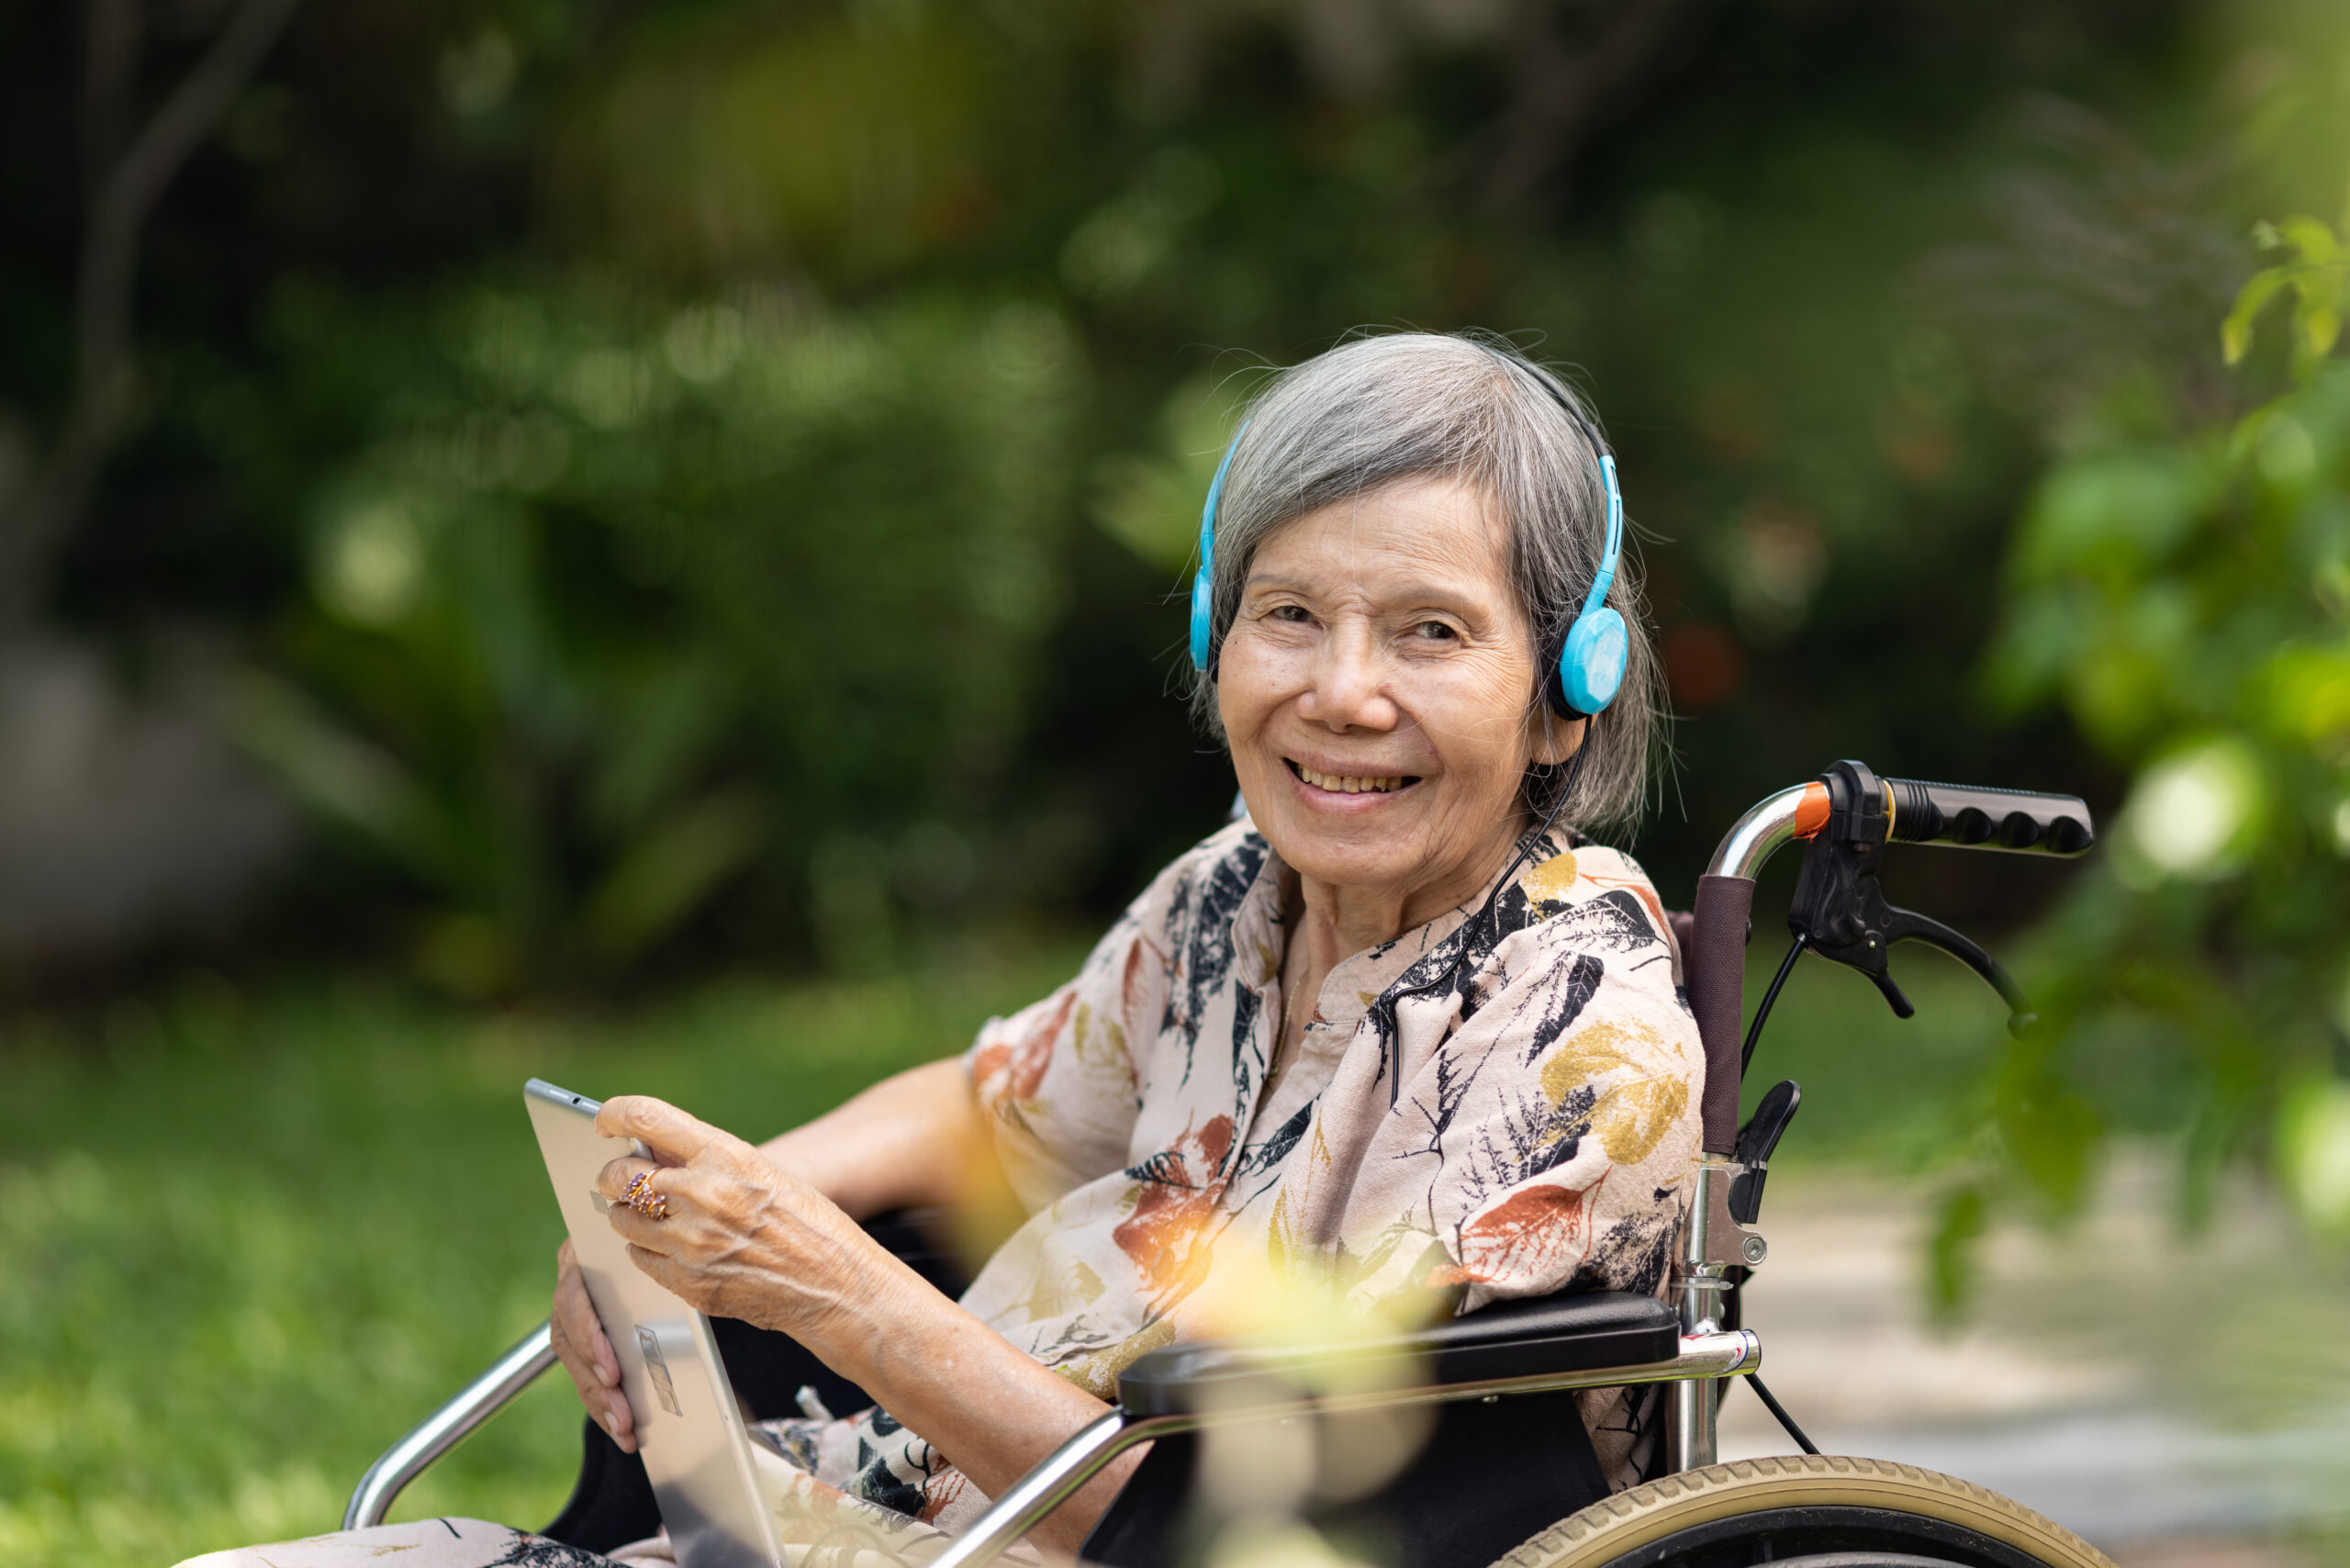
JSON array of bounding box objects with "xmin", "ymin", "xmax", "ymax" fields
[{"xmin": 1218, "ymin": 475, "xmax": 1576, "ymax": 913}]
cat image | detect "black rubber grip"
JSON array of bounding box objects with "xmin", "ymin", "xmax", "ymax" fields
[{"xmin": 1885, "ymin": 778, "xmax": 2095, "ymax": 857}]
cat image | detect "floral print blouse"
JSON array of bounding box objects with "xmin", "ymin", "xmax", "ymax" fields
[{"xmin": 753, "ymin": 815, "xmax": 1704, "ymax": 1551}]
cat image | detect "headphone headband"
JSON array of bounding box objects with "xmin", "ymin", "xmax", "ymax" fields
[
  {"xmin": 1188, "ymin": 357, "xmax": 1627, "ymax": 720},
  {"xmin": 1583, "ymin": 454, "xmax": 1624, "ymax": 619},
  {"xmin": 1189, "ymin": 421, "xmax": 1248, "ymax": 674}
]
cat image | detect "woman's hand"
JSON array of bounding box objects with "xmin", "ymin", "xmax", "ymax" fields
[
  {"xmin": 550, "ymin": 1238, "xmax": 638, "ymax": 1452},
  {"xmin": 597, "ymin": 1092, "xmax": 1136, "ymax": 1553},
  {"xmin": 594, "ymin": 1095, "xmax": 897, "ymax": 1354}
]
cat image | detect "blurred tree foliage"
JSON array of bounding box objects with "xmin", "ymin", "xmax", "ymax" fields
[
  {"xmin": 0, "ymin": 0, "xmax": 2298, "ymax": 993},
  {"xmin": 1909, "ymin": 3, "xmax": 2350, "ymax": 1296},
  {"xmin": 227, "ymin": 280, "xmax": 1080, "ymax": 991}
]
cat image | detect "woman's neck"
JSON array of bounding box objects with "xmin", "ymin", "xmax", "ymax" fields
[
  {"xmin": 1292, "ymin": 818, "xmax": 1532, "ymax": 959},
  {"xmin": 1275, "ymin": 812, "xmax": 1533, "ymax": 1045}
]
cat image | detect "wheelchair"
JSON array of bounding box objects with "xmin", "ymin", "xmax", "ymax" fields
[{"xmin": 344, "ymin": 761, "xmax": 2109, "ymax": 1568}]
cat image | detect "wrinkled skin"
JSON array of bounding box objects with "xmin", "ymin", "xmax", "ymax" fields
[
  {"xmin": 1218, "ymin": 475, "xmax": 1580, "ymax": 1075},
  {"xmin": 548, "ymin": 474, "xmax": 1577, "ymax": 1550}
]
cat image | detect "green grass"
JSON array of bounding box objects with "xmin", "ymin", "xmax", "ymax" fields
[
  {"xmin": 0, "ymin": 946, "xmax": 1081, "ymax": 1568},
  {"xmin": 1734, "ymin": 935, "xmax": 2019, "ymax": 1173},
  {"xmin": 0, "ymin": 935, "xmax": 2011, "ymax": 1568}
]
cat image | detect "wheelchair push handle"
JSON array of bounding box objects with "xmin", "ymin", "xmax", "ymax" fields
[
  {"xmin": 1790, "ymin": 774, "xmax": 2094, "ymax": 857},
  {"xmin": 1688, "ymin": 762, "xmax": 2098, "ymax": 1156}
]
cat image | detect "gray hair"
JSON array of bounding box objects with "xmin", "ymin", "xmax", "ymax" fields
[{"xmin": 1189, "ymin": 331, "xmax": 1662, "ymax": 834}]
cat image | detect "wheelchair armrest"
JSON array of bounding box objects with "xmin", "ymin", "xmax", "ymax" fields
[
  {"xmin": 932, "ymin": 1299, "xmax": 1746, "ymax": 1568},
  {"xmin": 1115, "ymin": 1290, "xmax": 1677, "ymax": 1418},
  {"xmin": 344, "ymin": 1319, "xmax": 559, "ymax": 1529}
]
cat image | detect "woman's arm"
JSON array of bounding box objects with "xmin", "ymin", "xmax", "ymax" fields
[
  {"xmin": 554, "ymin": 1056, "xmax": 1006, "ymax": 1454},
  {"xmin": 567, "ymin": 900, "xmax": 1162, "ymax": 1497},
  {"xmin": 757, "ymin": 1056, "xmax": 990, "ymax": 1218},
  {"xmin": 598, "ymin": 1095, "xmax": 1140, "ymax": 1552},
  {"xmin": 833, "ymin": 1260, "xmax": 1146, "ymax": 1551}
]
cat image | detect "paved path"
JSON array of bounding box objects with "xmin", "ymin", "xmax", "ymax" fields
[{"xmin": 1712, "ymin": 1157, "xmax": 2350, "ymax": 1562}]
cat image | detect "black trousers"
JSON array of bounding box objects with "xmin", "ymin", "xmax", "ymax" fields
[{"xmin": 544, "ymin": 1215, "xmax": 1622, "ymax": 1568}]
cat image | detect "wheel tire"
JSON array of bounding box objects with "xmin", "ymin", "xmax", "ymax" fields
[{"xmin": 1493, "ymin": 1455, "xmax": 2114, "ymax": 1568}]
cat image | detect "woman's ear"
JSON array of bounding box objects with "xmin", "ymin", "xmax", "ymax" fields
[{"xmin": 1531, "ymin": 711, "xmax": 1588, "ymax": 768}]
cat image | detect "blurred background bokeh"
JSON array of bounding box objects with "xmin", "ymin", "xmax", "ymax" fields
[{"xmin": 6, "ymin": 1, "xmax": 2350, "ymax": 1563}]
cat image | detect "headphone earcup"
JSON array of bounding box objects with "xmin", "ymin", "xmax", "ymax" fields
[{"xmin": 1555, "ymin": 607, "xmax": 1628, "ymax": 718}]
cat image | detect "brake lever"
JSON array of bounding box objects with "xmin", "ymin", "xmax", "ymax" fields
[
  {"xmin": 1864, "ymin": 966, "xmax": 1914, "ymax": 1021},
  {"xmin": 1788, "ymin": 759, "xmax": 2039, "ymax": 1040},
  {"xmin": 1879, "ymin": 904, "xmax": 2037, "ymax": 1037}
]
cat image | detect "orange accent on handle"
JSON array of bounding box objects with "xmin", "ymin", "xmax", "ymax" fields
[{"xmin": 1792, "ymin": 782, "xmax": 1831, "ymax": 839}]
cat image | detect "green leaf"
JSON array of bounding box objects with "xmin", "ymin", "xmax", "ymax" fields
[
  {"xmin": 1085, "ymin": 374, "xmax": 1248, "ymax": 576},
  {"xmin": 2016, "ymin": 450, "xmax": 2206, "ymax": 579},
  {"xmin": 580, "ymin": 787, "xmax": 770, "ymax": 963},
  {"xmin": 1997, "ymin": 1069, "xmax": 2100, "ymax": 1213},
  {"xmin": 2114, "ymin": 734, "xmax": 2270, "ymax": 880},
  {"xmin": 586, "ymin": 655, "xmax": 739, "ymax": 838},
  {"xmin": 2277, "ymin": 1075, "xmax": 2350, "ymax": 1237},
  {"xmin": 2301, "ymin": 300, "xmax": 2344, "ymax": 364},
  {"xmin": 223, "ymin": 670, "xmax": 453, "ymax": 881},
  {"xmin": 1982, "ymin": 588, "xmax": 2086, "ymax": 711},
  {"xmin": 1087, "ymin": 450, "xmax": 1206, "ymax": 575},
  {"xmin": 2277, "ymin": 214, "xmax": 2342, "ymax": 265},
  {"xmin": 1928, "ymin": 1182, "xmax": 1986, "ymax": 1319},
  {"xmin": 2222, "ymin": 267, "xmax": 2290, "ymax": 364},
  {"xmin": 2256, "ymin": 639, "xmax": 2350, "ymax": 746}
]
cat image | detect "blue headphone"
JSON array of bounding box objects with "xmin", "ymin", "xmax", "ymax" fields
[{"xmin": 1187, "ymin": 371, "xmax": 1628, "ymax": 720}]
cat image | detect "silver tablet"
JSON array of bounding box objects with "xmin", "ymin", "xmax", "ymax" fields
[{"xmin": 526, "ymin": 1079, "xmax": 783, "ymax": 1568}]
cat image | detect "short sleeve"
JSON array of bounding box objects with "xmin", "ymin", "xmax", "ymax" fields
[
  {"xmin": 966, "ymin": 902, "xmax": 1171, "ymax": 1212},
  {"xmin": 1375, "ymin": 897, "xmax": 1702, "ymax": 1313}
]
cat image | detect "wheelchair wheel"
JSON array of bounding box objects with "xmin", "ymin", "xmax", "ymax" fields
[{"xmin": 1494, "ymin": 1456, "xmax": 2114, "ymax": 1568}]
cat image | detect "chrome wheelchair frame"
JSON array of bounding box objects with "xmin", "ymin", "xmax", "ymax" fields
[{"xmin": 345, "ymin": 767, "xmax": 2099, "ymax": 1568}]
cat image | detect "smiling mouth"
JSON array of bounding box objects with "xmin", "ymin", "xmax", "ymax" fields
[{"xmin": 1286, "ymin": 759, "xmax": 1422, "ymax": 795}]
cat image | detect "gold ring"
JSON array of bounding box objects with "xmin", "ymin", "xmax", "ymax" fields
[{"xmin": 622, "ymin": 1170, "xmax": 670, "ymax": 1221}]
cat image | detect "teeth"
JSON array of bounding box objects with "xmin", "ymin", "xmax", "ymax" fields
[{"xmin": 1297, "ymin": 765, "xmax": 1402, "ymax": 793}]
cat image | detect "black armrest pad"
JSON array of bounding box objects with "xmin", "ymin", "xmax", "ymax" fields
[{"xmin": 1116, "ymin": 1291, "xmax": 1677, "ymax": 1418}]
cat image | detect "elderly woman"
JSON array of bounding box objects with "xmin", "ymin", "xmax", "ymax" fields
[{"xmin": 182, "ymin": 332, "xmax": 1697, "ymax": 1568}]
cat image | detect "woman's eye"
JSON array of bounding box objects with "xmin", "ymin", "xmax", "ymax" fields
[
  {"xmin": 1416, "ymin": 620, "xmax": 1458, "ymax": 641},
  {"xmin": 1270, "ymin": 605, "xmax": 1312, "ymax": 623}
]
